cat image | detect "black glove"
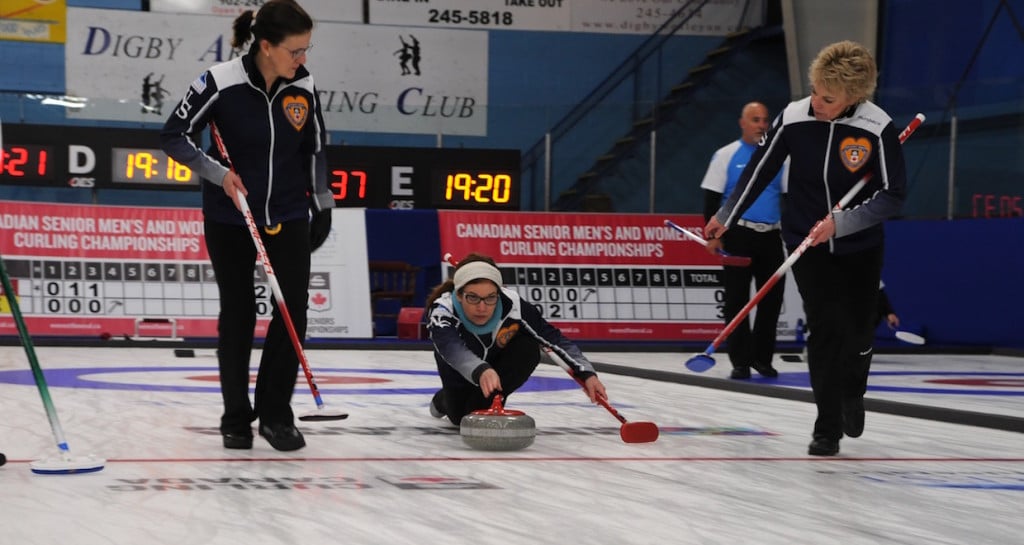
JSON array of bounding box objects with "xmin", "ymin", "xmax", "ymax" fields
[{"xmin": 309, "ymin": 209, "xmax": 332, "ymax": 252}]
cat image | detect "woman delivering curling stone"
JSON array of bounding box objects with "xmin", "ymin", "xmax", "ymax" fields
[{"xmin": 426, "ymin": 253, "xmax": 607, "ymax": 425}]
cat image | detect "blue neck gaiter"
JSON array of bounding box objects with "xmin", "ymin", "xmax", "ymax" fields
[{"xmin": 453, "ymin": 295, "xmax": 503, "ymax": 335}]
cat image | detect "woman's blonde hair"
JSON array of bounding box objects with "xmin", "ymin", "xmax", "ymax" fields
[{"xmin": 808, "ymin": 40, "xmax": 878, "ymax": 104}]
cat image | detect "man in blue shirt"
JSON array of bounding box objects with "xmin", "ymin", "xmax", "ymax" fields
[{"xmin": 699, "ymin": 102, "xmax": 786, "ymax": 379}]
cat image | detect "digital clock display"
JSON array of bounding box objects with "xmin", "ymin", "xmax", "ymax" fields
[
  {"xmin": 111, "ymin": 148, "xmax": 198, "ymax": 187},
  {"xmin": 432, "ymin": 170, "xmax": 518, "ymax": 209},
  {"xmin": 1, "ymin": 125, "xmax": 519, "ymax": 202},
  {"xmin": 325, "ymin": 145, "xmax": 520, "ymax": 210},
  {"xmin": 0, "ymin": 144, "xmax": 54, "ymax": 183}
]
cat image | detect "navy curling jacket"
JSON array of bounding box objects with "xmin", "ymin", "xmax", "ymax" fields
[
  {"xmin": 160, "ymin": 52, "xmax": 333, "ymax": 227},
  {"xmin": 427, "ymin": 287, "xmax": 598, "ymax": 385},
  {"xmin": 715, "ymin": 97, "xmax": 908, "ymax": 255}
]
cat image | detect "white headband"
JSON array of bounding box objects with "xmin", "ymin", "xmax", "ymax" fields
[{"xmin": 453, "ymin": 262, "xmax": 503, "ymax": 293}]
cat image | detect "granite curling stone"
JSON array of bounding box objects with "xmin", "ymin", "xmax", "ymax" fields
[{"xmin": 460, "ymin": 395, "xmax": 536, "ymax": 451}]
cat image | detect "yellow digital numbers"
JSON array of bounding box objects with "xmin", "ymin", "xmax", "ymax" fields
[
  {"xmin": 443, "ymin": 172, "xmax": 512, "ymax": 204},
  {"xmin": 125, "ymin": 151, "xmax": 156, "ymax": 179},
  {"xmin": 113, "ymin": 148, "xmax": 196, "ymax": 185}
]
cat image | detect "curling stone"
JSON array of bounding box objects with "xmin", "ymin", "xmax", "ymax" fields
[{"xmin": 460, "ymin": 395, "xmax": 536, "ymax": 451}]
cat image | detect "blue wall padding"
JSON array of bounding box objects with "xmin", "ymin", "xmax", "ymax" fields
[
  {"xmin": 364, "ymin": 209, "xmax": 442, "ymax": 308},
  {"xmin": 882, "ymin": 217, "xmax": 1023, "ymax": 347}
]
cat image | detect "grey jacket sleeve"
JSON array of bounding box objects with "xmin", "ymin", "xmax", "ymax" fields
[
  {"xmin": 426, "ymin": 293, "xmax": 490, "ymax": 383},
  {"xmin": 160, "ymin": 70, "xmax": 230, "ymax": 186}
]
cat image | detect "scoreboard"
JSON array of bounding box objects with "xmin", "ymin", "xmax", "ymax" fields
[
  {"xmin": 0, "ymin": 124, "xmax": 198, "ymax": 191},
  {"xmin": 1, "ymin": 124, "xmax": 522, "ymax": 210},
  {"xmin": 0, "ymin": 201, "xmax": 374, "ymax": 340},
  {"xmin": 326, "ymin": 145, "xmax": 520, "ymax": 211},
  {"xmin": 437, "ymin": 210, "xmax": 806, "ymax": 342}
]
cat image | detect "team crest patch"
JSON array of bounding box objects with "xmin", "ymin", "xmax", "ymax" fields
[
  {"xmin": 839, "ymin": 137, "xmax": 872, "ymax": 172},
  {"xmin": 495, "ymin": 323, "xmax": 520, "ymax": 348},
  {"xmin": 282, "ymin": 95, "xmax": 309, "ymax": 131}
]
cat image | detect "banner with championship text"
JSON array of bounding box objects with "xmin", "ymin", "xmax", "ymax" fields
[
  {"xmin": 0, "ymin": 200, "xmax": 372, "ymax": 340},
  {"xmin": 437, "ymin": 210, "xmax": 802, "ymax": 342}
]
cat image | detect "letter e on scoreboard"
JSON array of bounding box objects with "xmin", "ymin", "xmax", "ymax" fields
[{"xmin": 391, "ymin": 166, "xmax": 414, "ymax": 197}]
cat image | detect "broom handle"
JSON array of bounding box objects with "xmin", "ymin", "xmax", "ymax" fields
[
  {"xmin": 0, "ymin": 254, "xmax": 71, "ymax": 453},
  {"xmin": 544, "ymin": 347, "xmax": 628, "ymax": 425}
]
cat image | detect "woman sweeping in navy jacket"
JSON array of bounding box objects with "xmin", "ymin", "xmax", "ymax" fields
[
  {"xmin": 161, "ymin": 0, "xmax": 332, "ymax": 452},
  {"xmin": 704, "ymin": 41, "xmax": 909, "ymax": 456}
]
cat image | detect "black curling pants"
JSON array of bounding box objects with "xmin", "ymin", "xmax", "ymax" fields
[
  {"xmin": 791, "ymin": 244, "xmax": 883, "ymax": 441},
  {"xmin": 721, "ymin": 226, "xmax": 786, "ymax": 370},
  {"xmin": 205, "ymin": 218, "xmax": 310, "ymax": 435},
  {"xmin": 434, "ymin": 333, "xmax": 541, "ymax": 425}
]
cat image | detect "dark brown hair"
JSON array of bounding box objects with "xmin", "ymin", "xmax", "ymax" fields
[
  {"xmin": 426, "ymin": 253, "xmax": 500, "ymax": 308},
  {"xmin": 231, "ymin": 0, "xmax": 313, "ymax": 50}
]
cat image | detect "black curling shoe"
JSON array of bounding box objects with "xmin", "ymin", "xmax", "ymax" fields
[
  {"xmin": 751, "ymin": 362, "xmax": 779, "ymax": 378},
  {"xmin": 729, "ymin": 367, "xmax": 751, "ymax": 379},
  {"xmin": 808, "ymin": 437, "xmax": 840, "ymax": 456},
  {"xmin": 259, "ymin": 423, "xmax": 306, "ymax": 451},
  {"xmin": 429, "ymin": 389, "xmax": 446, "ymax": 418},
  {"xmin": 222, "ymin": 433, "xmax": 253, "ymax": 450}
]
